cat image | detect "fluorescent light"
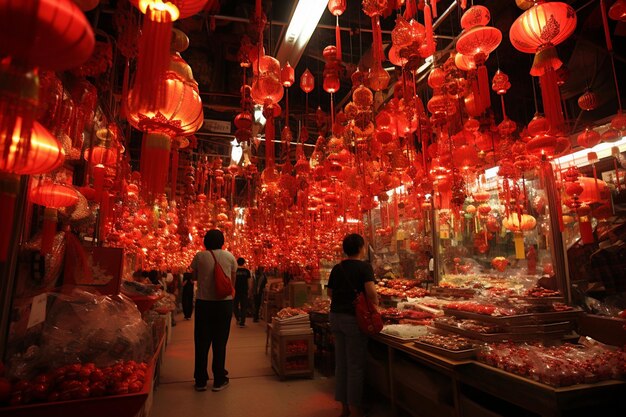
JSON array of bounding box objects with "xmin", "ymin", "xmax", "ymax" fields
[
  {"xmin": 554, "ymin": 136, "xmax": 626, "ymax": 168},
  {"xmin": 276, "ymin": 0, "xmax": 328, "ymax": 67},
  {"xmin": 417, "ymin": 55, "xmax": 434, "ymax": 74}
]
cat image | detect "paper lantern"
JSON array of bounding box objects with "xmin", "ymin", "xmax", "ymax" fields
[
  {"xmin": 0, "ymin": 115, "xmax": 64, "ymax": 175},
  {"xmin": 0, "ymin": 0, "xmax": 95, "ymax": 71},
  {"xmin": 460, "ymin": 5, "xmax": 491, "ymax": 30},
  {"xmin": 578, "ymin": 90, "xmax": 599, "ymax": 111},
  {"xmin": 609, "ymin": 0, "xmax": 626, "ymax": 21},
  {"xmin": 510, "ymin": 1, "xmax": 577, "ymax": 131},
  {"xmin": 577, "ymin": 128, "xmax": 601, "ymax": 149},
  {"xmin": 30, "ymin": 183, "xmax": 78, "ymax": 254},
  {"xmin": 328, "ymin": 0, "xmax": 346, "ymax": 16},
  {"xmin": 300, "ymin": 69, "xmax": 315, "ymax": 93},
  {"xmin": 127, "ymin": 55, "xmax": 203, "ymax": 196}
]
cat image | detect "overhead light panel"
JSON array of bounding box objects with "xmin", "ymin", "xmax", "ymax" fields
[{"xmin": 276, "ymin": 0, "xmax": 328, "ymax": 67}]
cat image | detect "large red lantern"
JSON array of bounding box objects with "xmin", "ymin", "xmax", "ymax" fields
[
  {"xmin": 30, "ymin": 182, "xmax": 79, "ymax": 254},
  {"xmin": 510, "ymin": 1, "xmax": 577, "ymax": 132},
  {"xmin": 0, "ymin": 0, "xmax": 93, "ymax": 177},
  {"xmin": 127, "ymin": 54, "xmax": 203, "ymax": 196}
]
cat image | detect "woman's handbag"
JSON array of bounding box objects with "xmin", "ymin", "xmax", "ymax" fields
[
  {"xmin": 209, "ymin": 250, "xmax": 234, "ymax": 298},
  {"xmin": 353, "ymin": 291, "xmax": 383, "ymax": 335},
  {"xmin": 340, "ymin": 264, "xmax": 383, "ymax": 335}
]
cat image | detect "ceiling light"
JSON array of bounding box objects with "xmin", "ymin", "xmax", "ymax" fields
[{"xmin": 276, "ymin": 0, "xmax": 328, "ymax": 67}]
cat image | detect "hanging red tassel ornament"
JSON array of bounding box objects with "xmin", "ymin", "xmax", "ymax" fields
[
  {"xmin": 577, "ymin": 205, "xmax": 594, "ymax": 244},
  {"xmin": 141, "ymin": 132, "xmax": 171, "ymax": 196},
  {"xmin": 30, "ymin": 183, "xmax": 79, "ymax": 254},
  {"xmin": 423, "ymin": 3, "xmax": 435, "ymax": 55},
  {"xmin": 0, "ymin": 173, "xmax": 18, "ymax": 261},
  {"xmin": 328, "ymin": 1, "xmax": 346, "ymax": 61},
  {"xmin": 432, "ymin": 0, "xmax": 438, "ymax": 18},
  {"xmin": 510, "ymin": 2, "xmax": 577, "ymax": 132}
]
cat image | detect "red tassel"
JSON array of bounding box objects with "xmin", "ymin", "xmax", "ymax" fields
[
  {"xmin": 335, "ymin": 18, "xmax": 342, "ymax": 61},
  {"xmin": 0, "ymin": 174, "xmax": 18, "ymax": 261},
  {"xmin": 538, "ymin": 67, "xmax": 564, "ymax": 132},
  {"xmin": 100, "ymin": 192, "xmax": 110, "ymax": 241},
  {"xmin": 41, "ymin": 207, "xmax": 57, "ymax": 255},
  {"xmin": 170, "ymin": 147, "xmax": 179, "ymax": 198},
  {"xmin": 132, "ymin": 6, "xmax": 174, "ymax": 112},
  {"xmin": 424, "ymin": 4, "xmax": 434, "ymax": 52},
  {"xmin": 141, "ymin": 132, "xmax": 171, "ymax": 196},
  {"xmin": 265, "ymin": 113, "xmax": 275, "ymax": 169},
  {"xmin": 579, "ymin": 218, "xmax": 594, "ymax": 244},
  {"xmin": 93, "ymin": 165, "xmax": 105, "ymax": 203},
  {"xmin": 432, "ymin": 0, "xmax": 438, "ymax": 18},
  {"xmin": 371, "ymin": 16, "xmax": 383, "ymax": 65},
  {"xmin": 477, "ymin": 65, "xmax": 491, "ymax": 113},
  {"xmin": 404, "ymin": 0, "xmax": 417, "ymax": 19},
  {"xmin": 120, "ymin": 59, "xmax": 130, "ymax": 120}
]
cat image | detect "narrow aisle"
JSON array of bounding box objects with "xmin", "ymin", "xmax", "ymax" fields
[{"xmin": 150, "ymin": 314, "xmax": 340, "ymax": 417}]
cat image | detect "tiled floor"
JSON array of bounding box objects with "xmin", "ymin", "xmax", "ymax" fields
[{"xmin": 149, "ymin": 313, "xmax": 393, "ymax": 417}]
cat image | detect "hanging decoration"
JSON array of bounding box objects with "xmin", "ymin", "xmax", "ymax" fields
[
  {"xmin": 510, "ymin": 1, "xmax": 577, "ymax": 132},
  {"xmin": 30, "ymin": 181, "xmax": 79, "ymax": 254}
]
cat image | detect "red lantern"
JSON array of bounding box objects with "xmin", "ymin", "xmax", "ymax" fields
[
  {"xmin": 609, "ymin": 0, "xmax": 626, "ymax": 21},
  {"xmin": 30, "ymin": 183, "xmax": 79, "ymax": 254},
  {"xmin": 577, "ymin": 128, "xmax": 601, "ymax": 149},
  {"xmin": 578, "ymin": 90, "xmax": 599, "ymax": 111},
  {"xmin": 281, "ymin": 62, "xmax": 295, "ymax": 87},
  {"xmin": 460, "ymin": 5, "xmax": 491, "ymax": 30},
  {"xmin": 127, "ymin": 55, "xmax": 203, "ymax": 196},
  {"xmin": 510, "ymin": 1, "xmax": 577, "ymax": 131},
  {"xmin": 300, "ymin": 69, "xmax": 315, "ymax": 93}
]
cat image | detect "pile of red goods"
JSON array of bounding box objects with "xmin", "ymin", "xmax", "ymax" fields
[
  {"xmin": 376, "ymin": 279, "xmax": 428, "ymax": 299},
  {"xmin": 524, "ymin": 286, "xmax": 562, "ymax": 298},
  {"xmin": 477, "ymin": 343, "xmax": 626, "ymax": 387},
  {"xmin": 6, "ymin": 361, "xmax": 147, "ymax": 406},
  {"xmin": 379, "ymin": 307, "xmax": 433, "ymax": 325},
  {"xmin": 285, "ymin": 340, "xmax": 309, "ymax": 355},
  {"xmin": 445, "ymin": 301, "xmax": 498, "ymax": 316},
  {"xmin": 276, "ymin": 307, "xmax": 308, "ymax": 319}
]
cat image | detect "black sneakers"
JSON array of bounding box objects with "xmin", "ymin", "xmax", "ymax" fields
[
  {"xmin": 212, "ymin": 378, "xmax": 230, "ymax": 392},
  {"xmin": 194, "ymin": 383, "xmax": 207, "ymax": 392}
]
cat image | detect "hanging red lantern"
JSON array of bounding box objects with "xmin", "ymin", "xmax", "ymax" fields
[
  {"xmin": 281, "ymin": 62, "xmax": 295, "ymax": 87},
  {"xmin": 577, "ymin": 90, "xmax": 599, "ymax": 111},
  {"xmin": 510, "ymin": 1, "xmax": 577, "ymax": 131},
  {"xmin": 30, "ymin": 183, "xmax": 79, "ymax": 254},
  {"xmin": 609, "ymin": 0, "xmax": 626, "ymax": 21},
  {"xmin": 300, "ymin": 68, "xmax": 315, "ymax": 93},
  {"xmin": 127, "ymin": 54, "xmax": 203, "ymax": 196},
  {"xmin": 460, "ymin": 5, "xmax": 491, "ymax": 30}
]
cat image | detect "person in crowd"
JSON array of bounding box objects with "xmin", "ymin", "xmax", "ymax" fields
[
  {"xmin": 327, "ymin": 233, "xmax": 378, "ymax": 417},
  {"xmin": 181, "ymin": 271, "xmax": 194, "ymax": 320},
  {"xmin": 233, "ymin": 258, "xmax": 252, "ymax": 327},
  {"xmin": 147, "ymin": 270, "xmax": 160, "ymax": 286},
  {"xmin": 253, "ymin": 266, "xmax": 267, "ymax": 322},
  {"xmin": 190, "ymin": 229, "xmax": 237, "ymax": 392}
]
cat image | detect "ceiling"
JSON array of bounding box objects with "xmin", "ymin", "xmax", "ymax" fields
[{"xmin": 92, "ymin": 1, "xmax": 626, "ymax": 165}]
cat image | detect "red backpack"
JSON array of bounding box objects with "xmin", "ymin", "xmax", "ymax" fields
[{"xmin": 209, "ymin": 250, "xmax": 234, "ymax": 298}]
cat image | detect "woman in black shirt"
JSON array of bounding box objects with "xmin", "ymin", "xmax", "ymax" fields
[{"xmin": 327, "ymin": 234, "xmax": 378, "ymax": 417}]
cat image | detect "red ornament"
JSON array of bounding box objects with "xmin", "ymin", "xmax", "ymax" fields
[
  {"xmin": 510, "ymin": 1, "xmax": 577, "ymax": 131},
  {"xmin": 300, "ymin": 69, "xmax": 315, "ymax": 93},
  {"xmin": 577, "ymin": 128, "xmax": 601, "ymax": 149},
  {"xmin": 328, "ymin": 0, "xmax": 347, "ymax": 16},
  {"xmin": 577, "ymin": 90, "xmax": 599, "ymax": 111},
  {"xmin": 460, "ymin": 5, "xmax": 491, "ymax": 30},
  {"xmin": 30, "ymin": 182, "xmax": 79, "ymax": 254},
  {"xmin": 281, "ymin": 62, "xmax": 295, "ymax": 87}
]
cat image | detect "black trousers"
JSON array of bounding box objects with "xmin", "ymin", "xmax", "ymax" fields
[
  {"xmin": 182, "ymin": 285, "xmax": 194, "ymax": 318},
  {"xmin": 233, "ymin": 291, "xmax": 248, "ymax": 325},
  {"xmin": 253, "ymin": 289, "xmax": 264, "ymax": 320},
  {"xmin": 194, "ymin": 299, "xmax": 233, "ymax": 386}
]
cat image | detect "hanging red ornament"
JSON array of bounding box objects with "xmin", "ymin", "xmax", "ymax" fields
[
  {"xmin": 578, "ymin": 90, "xmax": 599, "ymax": 111},
  {"xmin": 460, "ymin": 5, "xmax": 491, "ymax": 30},
  {"xmin": 300, "ymin": 68, "xmax": 315, "ymax": 93},
  {"xmin": 510, "ymin": 1, "xmax": 577, "ymax": 132},
  {"xmin": 281, "ymin": 62, "xmax": 295, "ymax": 87},
  {"xmin": 30, "ymin": 182, "xmax": 79, "ymax": 254},
  {"xmin": 609, "ymin": 0, "xmax": 626, "ymax": 21}
]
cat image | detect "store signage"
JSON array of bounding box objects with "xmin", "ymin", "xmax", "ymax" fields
[{"xmin": 203, "ymin": 119, "xmax": 232, "ymax": 134}]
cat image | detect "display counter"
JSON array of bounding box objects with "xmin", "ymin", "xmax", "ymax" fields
[{"xmin": 367, "ymin": 335, "xmax": 626, "ymax": 417}]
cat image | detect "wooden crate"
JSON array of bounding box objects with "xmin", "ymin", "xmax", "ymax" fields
[{"xmin": 270, "ymin": 330, "xmax": 314, "ymax": 379}]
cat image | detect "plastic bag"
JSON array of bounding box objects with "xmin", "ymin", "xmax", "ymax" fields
[{"xmin": 7, "ymin": 289, "xmax": 152, "ymax": 380}]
